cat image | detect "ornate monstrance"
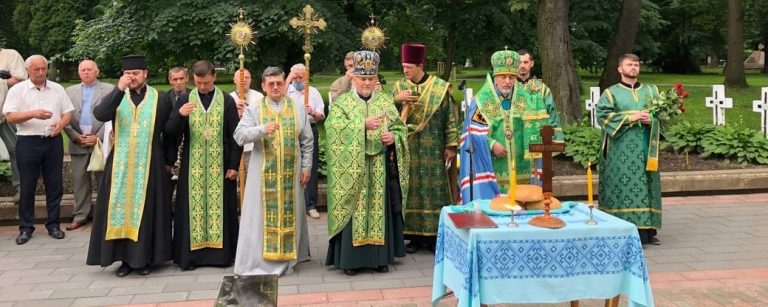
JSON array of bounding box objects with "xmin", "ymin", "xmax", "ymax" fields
[
  {"xmin": 228, "ymin": 8, "xmax": 254, "ymax": 206},
  {"xmin": 361, "ymin": 13, "xmax": 387, "ymax": 51},
  {"xmin": 228, "ymin": 8, "xmax": 254, "ymax": 75}
]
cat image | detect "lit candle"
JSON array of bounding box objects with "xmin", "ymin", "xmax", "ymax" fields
[{"xmin": 587, "ymin": 161, "xmax": 593, "ymax": 205}]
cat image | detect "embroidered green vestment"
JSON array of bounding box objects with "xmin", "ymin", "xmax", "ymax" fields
[
  {"xmin": 187, "ymin": 87, "xmax": 225, "ymax": 250},
  {"xmin": 106, "ymin": 86, "xmax": 158, "ymax": 241},
  {"xmin": 326, "ymin": 92, "xmax": 409, "ymax": 246},
  {"xmin": 258, "ymin": 97, "xmax": 299, "ymax": 261}
]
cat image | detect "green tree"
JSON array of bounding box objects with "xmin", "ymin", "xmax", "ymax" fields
[{"xmin": 724, "ymin": 0, "xmax": 748, "ymax": 87}]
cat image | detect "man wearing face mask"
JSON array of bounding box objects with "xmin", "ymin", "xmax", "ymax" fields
[
  {"xmin": 285, "ymin": 63, "xmax": 325, "ymax": 220},
  {"xmin": 165, "ymin": 60, "xmax": 242, "ymax": 270}
]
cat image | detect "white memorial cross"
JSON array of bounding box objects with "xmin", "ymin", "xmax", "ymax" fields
[
  {"xmin": 585, "ymin": 87, "xmax": 601, "ymax": 128},
  {"xmin": 753, "ymin": 87, "xmax": 768, "ymax": 138},
  {"xmin": 705, "ymin": 85, "xmax": 733, "ymax": 126}
]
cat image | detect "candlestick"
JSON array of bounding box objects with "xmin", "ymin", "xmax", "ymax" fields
[
  {"xmin": 509, "ymin": 158, "xmax": 516, "ymax": 206},
  {"xmin": 587, "ymin": 161, "xmax": 593, "ymax": 205}
]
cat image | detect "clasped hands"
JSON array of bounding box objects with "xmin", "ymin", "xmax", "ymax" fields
[
  {"xmin": 365, "ymin": 116, "xmax": 394, "ymax": 145},
  {"xmin": 630, "ymin": 110, "xmax": 651, "ymax": 125}
]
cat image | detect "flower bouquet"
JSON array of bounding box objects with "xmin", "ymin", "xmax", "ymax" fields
[{"xmin": 649, "ymin": 82, "xmax": 688, "ymax": 122}]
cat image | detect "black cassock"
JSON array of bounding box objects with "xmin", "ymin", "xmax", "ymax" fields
[
  {"xmin": 86, "ymin": 86, "xmax": 176, "ymax": 269},
  {"xmin": 165, "ymin": 89, "xmax": 242, "ymax": 269}
]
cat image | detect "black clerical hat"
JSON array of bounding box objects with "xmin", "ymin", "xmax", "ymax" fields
[{"xmin": 121, "ymin": 55, "xmax": 147, "ymax": 70}]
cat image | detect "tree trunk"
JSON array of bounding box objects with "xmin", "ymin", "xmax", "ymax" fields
[
  {"xmin": 537, "ymin": 0, "xmax": 580, "ymax": 124},
  {"xmin": 598, "ymin": 0, "xmax": 642, "ymax": 90},
  {"xmin": 724, "ymin": 0, "xmax": 748, "ymax": 87},
  {"xmin": 441, "ymin": 0, "xmax": 458, "ymax": 81},
  {"xmin": 762, "ymin": 28, "xmax": 768, "ymax": 74}
]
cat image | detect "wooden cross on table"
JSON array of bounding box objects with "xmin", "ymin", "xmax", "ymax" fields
[
  {"xmin": 527, "ymin": 125, "xmax": 566, "ymax": 229},
  {"xmin": 528, "ymin": 126, "xmax": 565, "ymax": 196}
]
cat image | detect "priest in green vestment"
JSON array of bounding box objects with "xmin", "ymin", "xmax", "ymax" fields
[
  {"xmin": 87, "ymin": 55, "xmax": 176, "ymax": 277},
  {"xmin": 165, "ymin": 60, "xmax": 242, "ymax": 270},
  {"xmin": 325, "ymin": 50, "xmax": 409, "ymax": 276},
  {"xmin": 459, "ymin": 49, "xmax": 563, "ymax": 202},
  {"xmin": 233, "ymin": 66, "xmax": 313, "ymax": 276},
  {"xmin": 597, "ymin": 53, "xmax": 662, "ymax": 245},
  {"xmin": 391, "ymin": 43, "xmax": 460, "ymax": 254}
]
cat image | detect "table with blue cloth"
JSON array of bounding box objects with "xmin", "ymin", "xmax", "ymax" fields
[{"xmin": 431, "ymin": 201, "xmax": 654, "ymax": 307}]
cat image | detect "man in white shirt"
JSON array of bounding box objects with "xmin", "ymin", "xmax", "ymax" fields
[
  {"xmin": 285, "ymin": 63, "xmax": 325, "ymax": 219},
  {"xmin": 0, "ymin": 48, "xmax": 27, "ymax": 201},
  {"xmin": 2, "ymin": 55, "xmax": 74, "ymax": 245}
]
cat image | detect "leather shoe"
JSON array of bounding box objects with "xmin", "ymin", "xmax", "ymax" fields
[
  {"xmin": 181, "ymin": 264, "xmax": 197, "ymax": 271},
  {"xmin": 649, "ymin": 237, "xmax": 661, "ymax": 245},
  {"xmin": 136, "ymin": 265, "xmax": 152, "ymax": 276},
  {"xmin": 115, "ymin": 263, "xmax": 132, "ymax": 277},
  {"xmin": 66, "ymin": 220, "xmax": 87, "ymax": 231},
  {"xmin": 343, "ymin": 269, "xmax": 357, "ymax": 276},
  {"xmin": 48, "ymin": 227, "xmax": 65, "ymax": 239},
  {"xmin": 15, "ymin": 231, "xmax": 31, "ymax": 245},
  {"xmin": 375, "ymin": 265, "xmax": 389, "ymax": 273},
  {"xmin": 405, "ymin": 242, "xmax": 420, "ymax": 254}
]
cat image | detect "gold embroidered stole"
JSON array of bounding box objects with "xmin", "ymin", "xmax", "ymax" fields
[
  {"xmin": 105, "ymin": 86, "xmax": 158, "ymax": 241},
  {"xmin": 259, "ymin": 97, "xmax": 298, "ymax": 261},
  {"xmin": 187, "ymin": 87, "xmax": 225, "ymax": 250}
]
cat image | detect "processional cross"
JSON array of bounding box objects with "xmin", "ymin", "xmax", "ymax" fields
[
  {"xmin": 290, "ymin": 4, "xmax": 326, "ymax": 107},
  {"xmin": 527, "ymin": 126, "xmax": 566, "ymax": 229}
]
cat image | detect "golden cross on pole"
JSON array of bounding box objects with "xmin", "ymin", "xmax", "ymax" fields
[
  {"xmin": 289, "ymin": 4, "xmax": 326, "ymax": 107},
  {"xmin": 228, "ymin": 8, "xmax": 254, "ymax": 207}
]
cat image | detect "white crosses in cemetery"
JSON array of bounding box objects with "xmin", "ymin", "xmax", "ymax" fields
[
  {"xmin": 753, "ymin": 87, "xmax": 768, "ymax": 138},
  {"xmin": 705, "ymin": 85, "xmax": 733, "ymax": 126},
  {"xmin": 585, "ymin": 87, "xmax": 601, "ymax": 128}
]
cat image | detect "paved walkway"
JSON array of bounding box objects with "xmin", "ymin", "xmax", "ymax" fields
[{"xmin": 0, "ymin": 193, "xmax": 767, "ymax": 306}]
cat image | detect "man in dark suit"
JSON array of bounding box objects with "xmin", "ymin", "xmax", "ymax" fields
[
  {"xmin": 167, "ymin": 67, "xmax": 190, "ymax": 107},
  {"xmin": 64, "ymin": 60, "xmax": 114, "ymax": 230}
]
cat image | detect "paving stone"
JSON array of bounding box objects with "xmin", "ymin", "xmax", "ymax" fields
[
  {"xmin": 298, "ymin": 281, "xmax": 351, "ymax": 293},
  {"xmin": 107, "ymin": 284, "xmax": 165, "ymax": 296},
  {"xmin": 33, "ymin": 280, "xmax": 92, "ymax": 291},
  {"xmin": 0, "ymin": 290, "xmax": 52, "ymax": 302},
  {"xmin": 70, "ymin": 295, "xmax": 134, "ymax": 307},
  {"xmin": 187, "ymin": 289, "xmax": 220, "ymax": 300},
  {"xmin": 48, "ymin": 287, "xmax": 110, "ymax": 299},
  {"xmin": 128, "ymin": 291, "xmax": 189, "ymax": 304},
  {"xmin": 351, "ymin": 279, "xmax": 405, "ymax": 290},
  {"xmin": 16, "ymin": 275, "xmax": 72, "ymax": 284},
  {"xmin": 194, "ymin": 273, "xmax": 228, "ymax": 283},
  {"xmin": 13, "ymin": 298, "xmax": 75, "ymax": 307},
  {"xmin": 0, "ymin": 268, "xmax": 53, "ymax": 278},
  {"xmin": 87, "ymin": 277, "xmax": 145, "ymax": 289},
  {"xmin": 163, "ymin": 281, "xmax": 221, "ymax": 292},
  {"xmin": 138, "ymin": 275, "xmax": 192, "ymax": 285},
  {"xmin": 279, "ymin": 274, "xmax": 322, "ymax": 286},
  {"xmin": 278, "ymin": 285, "xmax": 299, "ymax": 295}
]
